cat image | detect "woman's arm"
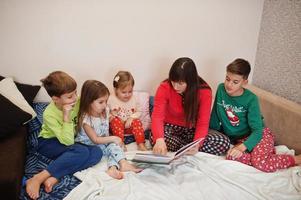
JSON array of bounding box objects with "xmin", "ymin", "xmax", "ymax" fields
[
  {"xmin": 151, "ymin": 83, "xmax": 169, "ymax": 142},
  {"xmin": 151, "ymin": 83, "xmax": 169, "ymax": 155},
  {"xmin": 194, "ymin": 89, "xmax": 212, "ymax": 141}
]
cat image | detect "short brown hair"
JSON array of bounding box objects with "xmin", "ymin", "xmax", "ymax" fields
[
  {"xmin": 41, "ymin": 71, "xmax": 77, "ymax": 97},
  {"xmin": 226, "ymin": 58, "xmax": 251, "ymax": 79},
  {"xmin": 113, "ymin": 71, "xmax": 135, "ymax": 89}
]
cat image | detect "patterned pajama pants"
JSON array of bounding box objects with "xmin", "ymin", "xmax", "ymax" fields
[
  {"xmin": 110, "ymin": 117, "xmax": 145, "ymax": 144},
  {"xmin": 149, "ymin": 123, "xmax": 230, "ymax": 155},
  {"xmin": 98, "ymin": 143, "xmax": 125, "ymax": 169},
  {"xmin": 227, "ymin": 127, "xmax": 295, "ymax": 172}
]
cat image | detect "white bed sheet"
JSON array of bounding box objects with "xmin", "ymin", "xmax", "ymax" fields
[{"xmin": 64, "ymin": 144, "xmax": 301, "ymax": 200}]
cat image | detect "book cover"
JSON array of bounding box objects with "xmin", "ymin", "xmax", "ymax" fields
[{"xmin": 132, "ymin": 138, "xmax": 204, "ymax": 164}]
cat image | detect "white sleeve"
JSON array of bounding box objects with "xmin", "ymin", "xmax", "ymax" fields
[{"xmin": 82, "ymin": 114, "xmax": 92, "ymax": 126}]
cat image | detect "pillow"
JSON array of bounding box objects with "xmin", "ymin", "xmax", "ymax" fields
[
  {"xmin": 0, "ymin": 78, "xmax": 37, "ymax": 137},
  {"xmin": 27, "ymin": 102, "xmax": 49, "ymax": 149},
  {"xmin": 33, "ymin": 87, "xmax": 51, "ymax": 103},
  {"xmin": 0, "ymin": 94, "xmax": 32, "ymax": 138},
  {"xmin": 134, "ymin": 91, "xmax": 151, "ymax": 131},
  {"xmin": 0, "ymin": 75, "xmax": 41, "ymax": 104}
]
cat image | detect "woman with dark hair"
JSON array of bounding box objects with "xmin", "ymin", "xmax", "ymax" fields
[{"xmin": 151, "ymin": 57, "xmax": 230, "ymax": 155}]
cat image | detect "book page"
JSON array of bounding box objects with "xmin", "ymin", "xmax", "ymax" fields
[
  {"xmin": 174, "ymin": 138, "xmax": 204, "ymax": 159},
  {"xmin": 132, "ymin": 138, "xmax": 203, "ymax": 164},
  {"xmin": 132, "ymin": 152, "xmax": 175, "ymax": 164}
]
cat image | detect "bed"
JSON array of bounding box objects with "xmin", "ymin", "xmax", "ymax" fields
[
  {"xmin": 20, "ymin": 86, "xmax": 301, "ymax": 200},
  {"xmin": 64, "ymin": 144, "xmax": 301, "ymax": 200}
]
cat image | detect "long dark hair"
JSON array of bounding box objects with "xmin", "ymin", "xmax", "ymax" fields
[
  {"xmin": 77, "ymin": 80, "xmax": 110, "ymax": 132},
  {"xmin": 168, "ymin": 57, "xmax": 210, "ymax": 125}
]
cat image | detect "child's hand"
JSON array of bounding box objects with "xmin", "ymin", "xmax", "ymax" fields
[
  {"xmin": 185, "ymin": 143, "xmax": 200, "ymax": 156},
  {"xmin": 125, "ymin": 118, "xmax": 133, "ymax": 129},
  {"xmin": 110, "ymin": 108, "xmax": 120, "ymax": 117},
  {"xmin": 227, "ymin": 147, "xmax": 243, "ymax": 159},
  {"xmin": 62, "ymin": 103, "xmax": 75, "ymax": 122},
  {"xmin": 110, "ymin": 136, "xmax": 123, "ymax": 146},
  {"xmin": 227, "ymin": 143, "xmax": 246, "ymax": 159}
]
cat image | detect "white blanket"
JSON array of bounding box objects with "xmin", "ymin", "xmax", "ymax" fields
[{"xmin": 65, "ymin": 145, "xmax": 301, "ymax": 200}]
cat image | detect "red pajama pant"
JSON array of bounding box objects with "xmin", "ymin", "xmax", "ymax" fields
[
  {"xmin": 110, "ymin": 117, "xmax": 145, "ymax": 144},
  {"xmin": 227, "ymin": 128, "xmax": 295, "ymax": 172}
]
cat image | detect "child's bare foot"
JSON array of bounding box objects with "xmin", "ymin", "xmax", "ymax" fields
[
  {"xmin": 26, "ymin": 170, "xmax": 50, "ymax": 199},
  {"xmin": 294, "ymin": 154, "xmax": 301, "ymax": 165},
  {"xmin": 138, "ymin": 143, "xmax": 148, "ymax": 151},
  {"xmin": 106, "ymin": 166, "xmax": 123, "ymax": 179},
  {"xmin": 26, "ymin": 177, "xmax": 41, "ymax": 199},
  {"xmin": 44, "ymin": 176, "xmax": 59, "ymax": 193},
  {"xmin": 119, "ymin": 159, "xmax": 143, "ymax": 173}
]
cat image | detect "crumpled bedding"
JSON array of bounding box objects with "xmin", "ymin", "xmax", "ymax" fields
[{"xmin": 64, "ymin": 145, "xmax": 301, "ymax": 200}]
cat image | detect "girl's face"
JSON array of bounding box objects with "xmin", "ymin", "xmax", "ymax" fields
[
  {"xmin": 115, "ymin": 85, "xmax": 133, "ymax": 102},
  {"xmin": 224, "ymin": 72, "xmax": 248, "ymax": 96},
  {"xmin": 90, "ymin": 94, "xmax": 109, "ymax": 116},
  {"xmin": 171, "ymin": 81, "xmax": 187, "ymax": 94}
]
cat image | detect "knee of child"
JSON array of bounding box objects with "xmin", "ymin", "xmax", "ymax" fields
[
  {"xmin": 73, "ymin": 143, "xmax": 89, "ymax": 153},
  {"xmin": 90, "ymin": 148, "xmax": 103, "ymax": 165},
  {"xmin": 132, "ymin": 119, "xmax": 142, "ymax": 125},
  {"xmin": 111, "ymin": 116, "xmax": 121, "ymax": 123},
  {"xmin": 92, "ymin": 146, "xmax": 103, "ymax": 158},
  {"xmin": 250, "ymin": 157, "xmax": 274, "ymax": 173}
]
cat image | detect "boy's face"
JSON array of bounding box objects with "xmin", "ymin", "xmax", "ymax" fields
[
  {"xmin": 115, "ymin": 85, "xmax": 133, "ymax": 102},
  {"xmin": 53, "ymin": 90, "xmax": 77, "ymax": 109},
  {"xmin": 224, "ymin": 72, "xmax": 248, "ymax": 96},
  {"xmin": 90, "ymin": 94, "xmax": 109, "ymax": 116}
]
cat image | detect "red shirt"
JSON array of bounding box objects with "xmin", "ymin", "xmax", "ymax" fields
[{"xmin": 151, "ymin": 81, "xmax": 212, "ymax": 142}]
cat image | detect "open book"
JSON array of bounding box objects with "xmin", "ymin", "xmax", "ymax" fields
[{"xmin": 132, "ymin": 138, "xmax": 204, "ymax": 164}]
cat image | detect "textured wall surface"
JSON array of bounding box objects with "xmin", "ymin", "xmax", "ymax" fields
[{"xmin": 253, "ymin": 0, "xmax": 301, "ymax": 104}]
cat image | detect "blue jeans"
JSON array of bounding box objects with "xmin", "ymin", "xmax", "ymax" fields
[{"xmin": 37, "ymin": 137, "xmax": 103, "ymax": 179}]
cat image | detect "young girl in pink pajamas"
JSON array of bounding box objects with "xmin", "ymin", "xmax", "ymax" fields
[
  {"xmin": 210, "ymin": 58, "xmax": 301, "ymax": 172},
  {"xmin": 108, "ymin": 71, "xmax": 147, "ymax": 151}
]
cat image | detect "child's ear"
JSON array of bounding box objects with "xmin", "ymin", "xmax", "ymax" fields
[
  {"xmin": 243, "ymin": 79, "xmax": 248, "ymax": 86},
  {"xmin": 52, "ymin": 96, "xmax": 60, "ymax": 103}
]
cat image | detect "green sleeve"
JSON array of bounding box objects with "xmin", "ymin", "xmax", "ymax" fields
[
  {"xmin": 243, "ymin": 96, "xmax": 263, "ymax": 151},
  {"xmin": 43, "ymin": 114, "xmax": 75, "ymax": 146}
]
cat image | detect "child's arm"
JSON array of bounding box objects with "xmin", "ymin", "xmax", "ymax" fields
[
  {"xmin": 83, "ymin": 123, "xmax": 122, "ymax": 146},
  {"xmin": 62, "ymin": 103, "xmax": 76, "ymax": 122},
  {"xmin": 130, "ymin": 95, "xmax": 142, "ymax": 119},
  {"xmin": 42, "ymin": 115, "xmax": 75, "ymax": 145},
  {"xmin": 125, "ymin": 96, "xmax": 141, "ymax": 128},
  {"xmin": 227, "ymin": 143, "xmax": 247, "ymax": 159},
  {"xmin": 41, "ymin": 101, "xmax": 79, "ymax": 146},
  {"xmin": 242, "ymin": 95, "xmax": 263, "ymax": 152}
]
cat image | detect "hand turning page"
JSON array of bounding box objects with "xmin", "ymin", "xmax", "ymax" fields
[{"xmin": 132, "ymin": 138, "xmax": 204, "ymax": 164}]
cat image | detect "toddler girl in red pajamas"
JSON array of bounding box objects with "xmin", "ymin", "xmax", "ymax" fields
[{"xmin": 108, "ymin": 71, "xmax": 147, "ymax": 151}]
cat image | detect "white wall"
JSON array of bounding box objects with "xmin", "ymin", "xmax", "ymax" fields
[{"xmin": 0, "ymin": 0, "xmax": 264, "ymax": 101}]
